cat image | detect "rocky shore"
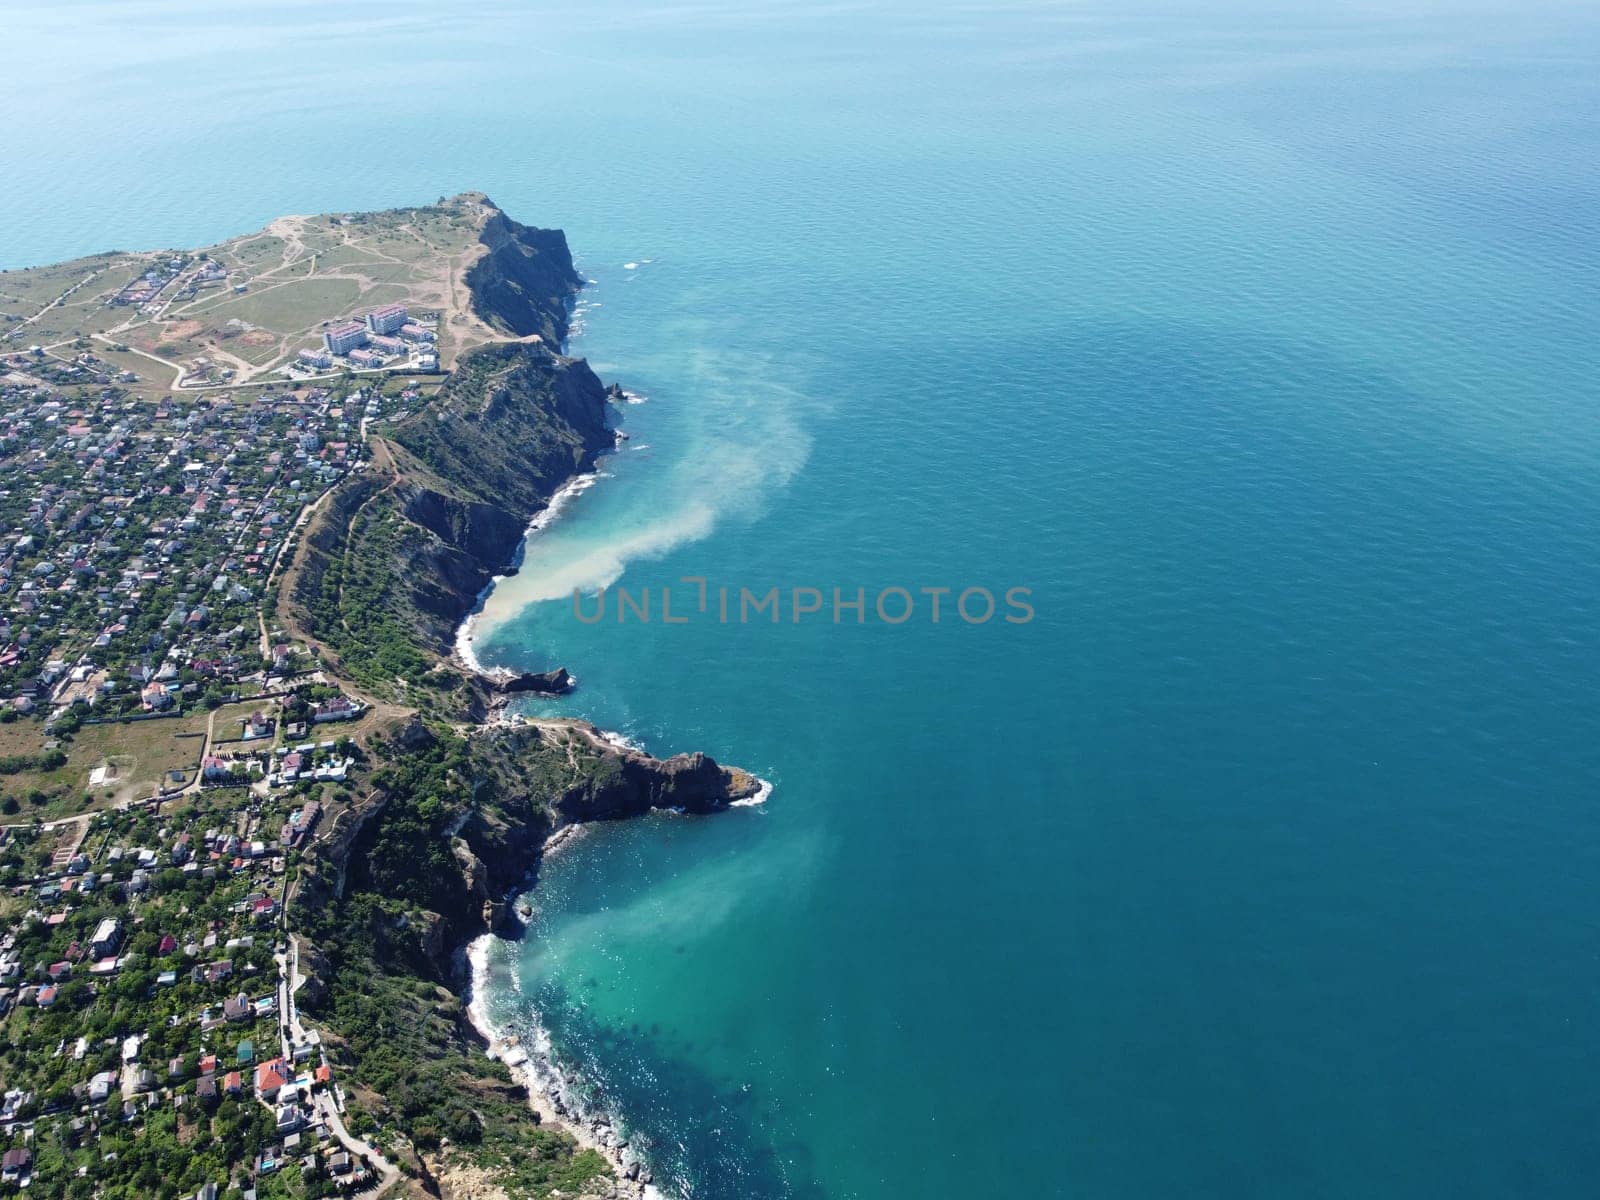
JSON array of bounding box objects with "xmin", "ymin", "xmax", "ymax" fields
[
  {"xmin": 464, "ymin": 932, "xmax": 660, "ymax": 1197},
  {"xmin": 288, "ymin": 198, "xmax": 765, "ymax": 1198},
  {"xmin": 455, "ymin": 722, "xmax": 763, "ymax": 1199}
]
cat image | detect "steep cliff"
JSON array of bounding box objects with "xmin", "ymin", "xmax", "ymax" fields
[
  {"xmin": 310, "ymin": 721, "xmax": 758, "ymax": 975},
  {"xmin": 463, "ymin": 722, "xmax": 759, "ymax": 914},
  {"xmin": 265, "ymin": 198, "xmax": 757, "ymax": 1200},
  {"xmin": 284, "ymin": 341, "xmax": 616, "ymax": 691},
  {"xmin": 387, "ymin": 342, "xmax": 619, "ymax": 648},
  {"xmin": 467, "ymin": 204, "xmax": 586, "ymax": 346}
]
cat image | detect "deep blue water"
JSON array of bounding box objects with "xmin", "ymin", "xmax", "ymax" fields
[{"xmin": 5, "ymin": 2, "xmax": 1600, "ymax": 1196}]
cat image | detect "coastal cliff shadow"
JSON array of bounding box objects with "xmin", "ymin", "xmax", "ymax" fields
[{"xmin": 521, "ymin": 978, "xmax": 829, "ymax": 1200}]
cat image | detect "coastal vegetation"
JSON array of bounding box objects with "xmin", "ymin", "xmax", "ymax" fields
[
  {"xmin": 282, "ymin": 340, "xmax": 614, "ymax": 709},
  {"xmin": 293, "ymin": 728, "xmax": 614, "ymax": 1196},
  {"xmin": 0, "ymin": 195, "xmax": 751, "ymax": 1199}
]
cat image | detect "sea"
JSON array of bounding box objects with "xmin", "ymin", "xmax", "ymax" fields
[{"xmin": 5, "ymin": 1, "xmax": 1600, "ymax": 1196}]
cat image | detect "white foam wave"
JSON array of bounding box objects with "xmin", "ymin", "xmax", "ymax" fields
[
  {"xmin": 528, "ymin": 470, "xmax": 601, "ymax": 535},
  {"xmin": 597, "ymin": 728, "xmax": 645, "ymax": 753},
  {"xmin": 466, "ymin": 934, "xmax": 664, "ymax": 1197},
  {"xmin": 456, "ymin": 471, "xmax": 603, "ymax": 666},
  {"xmin": 729, "ymin": 778, "xmax": 773, "ymax": 808},
  {"xmin": 462, "ymin": 935, "xmax": 499, "ymax": 1045}
]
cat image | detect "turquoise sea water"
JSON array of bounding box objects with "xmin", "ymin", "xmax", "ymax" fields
[{"xmin": 7, "ymin": 2, "xmax": 1600, "ymax": 1196}]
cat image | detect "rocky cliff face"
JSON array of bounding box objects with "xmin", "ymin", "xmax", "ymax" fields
[
  {"xmin": 383, "ymin": 342, "xmax": 618, "ymax": 653},
  {"xmin": 324, "ymin": 721, "xmax": 759, "ymax": 968},
  {"xmin": 462, "ymin": 723, "xmax": 757, "ymax": 904},
  {"xmin": 283, "ymin": 203, "xmax": 625, "ymax": 705},
  {"xmin": 467, "ymin": 205, "xmax": 586, "ymax": 346}
]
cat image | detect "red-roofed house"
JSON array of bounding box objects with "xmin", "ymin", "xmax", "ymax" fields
[{"xmin": 255, "ymin": 1057, "xmax": 291, "ymax": 1101}]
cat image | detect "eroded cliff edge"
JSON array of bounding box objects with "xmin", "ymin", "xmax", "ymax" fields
[
  {"xmin": 467, "ymin": 202, "xmax": 587, "ymax": 346},
  {"xmin": 299, "ymin": 718, "xmax": 757, "ymax": 973},
  {"xmin": 278, "ymin": 204, "xmax": 760, "ymax": 1198},
  {"xmin": 284, "ymin": 337, "xmax": 619, "ymax": 699}
]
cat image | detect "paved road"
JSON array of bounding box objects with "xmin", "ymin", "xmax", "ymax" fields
[{"xmin": 273, "ymin": 921, "xmax": 400, "ymax": 1193}]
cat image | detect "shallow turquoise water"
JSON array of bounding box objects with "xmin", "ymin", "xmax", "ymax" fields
[{"xmin": 6, "ymin": 2, "xmax": 1600, "ymax": 1196}]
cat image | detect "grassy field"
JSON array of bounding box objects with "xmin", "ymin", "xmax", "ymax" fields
[
  {"xmin": 0, "ymin": 254, "xmax": 150, "ymax": 346},
  {"xmin": 208, "ymin": 699, "xmax": 279, "ymax": 749},
  {"xmin": 0, "ymin": 712, "xmax": 212, "ymax": 818},
  {"xmin": 185, "ymin": 276, "xmax": 364, "ymax": 330},
  {"xmin": 6, "ymin": 196, "xmax": 498, "ymax": 396}
]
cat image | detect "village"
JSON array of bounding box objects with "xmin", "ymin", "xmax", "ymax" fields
[
  {"xmin": 0, "ymin": 194, "xmax": 626, "ymax": 1200},
  {"xmin": 1, "ymin": 262, "xmax": 430, "ymax": 1198},
  {"xmin": 0, "ymin": 771, "xmax": 395, "ymax": 1197}
]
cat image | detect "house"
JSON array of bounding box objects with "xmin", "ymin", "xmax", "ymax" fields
[
  {"xmin": 36, "ymin": 984, "xmax": 58, "ymax": 1007},
  {"xmin": 222, "ymin": 992, "xmax": 252, "ymax": 1022},
  {"xmin": 88, "ymin": 1070, "xmax": 118, "ymax": 1102},
  {"xmin": 201, "ymin": 755, "xmax": 233, "ymax": 783},
  {"xmin": 222, "ymin": 1071, "xmax": 242, "ymax": 1096},
  {"xmin": 1, "ymin": 1147, "xmax": 31, "ymax": 1183},
  {"xmin": 311, "ymin": 695, "xmax": 362, "ymax": 723},
  {"xmin": 254, "ymin": 1057, "xmax": 291, "ymax": 1101},
  {"xmin": 90, "ymin": 915, "xmax": 121, "ymax": 957}
]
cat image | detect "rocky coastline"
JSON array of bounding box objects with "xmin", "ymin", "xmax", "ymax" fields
[
  {"xmin": 452, "ymin": 721, "xmax": 762, "ymax": 1198},
  {"xmin": 398, "ymin": 205, "xmax": 763, "ymax": 1195},
  {"xmin": 278, "ymin": 197, "xmax": 765, "ymax": 1199}
]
